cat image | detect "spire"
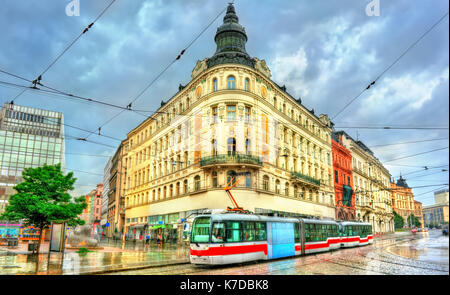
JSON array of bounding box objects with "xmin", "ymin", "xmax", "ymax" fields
[{"xmin": 206, "ymin": 3, "xmax": 255, "ymax": 68}]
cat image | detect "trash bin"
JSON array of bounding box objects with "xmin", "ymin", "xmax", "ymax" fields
[{"xmin": 28, "ymin": 242, "xmax": 38, "ymax": 252}]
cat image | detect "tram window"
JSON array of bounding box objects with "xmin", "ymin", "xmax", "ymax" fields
[
  {"xmin": 255, "ymin": 222, "xmax": 267, "ymax": 241},
  {"xmin": 225, "ymin": 221, "xmax": 242, "ymax": 243},
  {"xmin": 305, "ymin": 224, "xmax": 311, "ymax": 242},
  {"xmin": 321, "ymin": 225, "xmax": 327, "ymax": 241},
  {"xmin": 191, "ymin": 217, "xmax": 211, "ymax": 243},
  {"xmin": 211, "ymin": 222, "xmax": 225, "ymax": 243},
  {"xmin": 294, "ymin": 223, "xmax": 300, "ymax": 243},
  {"xmin": 243, "ymin": 222, "xmax": 255, "ymax": 241}
]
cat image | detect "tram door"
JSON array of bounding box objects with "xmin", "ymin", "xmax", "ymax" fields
[{"xmin": 267, "ymin": 222, "xmax": 295, "ymax": 259}]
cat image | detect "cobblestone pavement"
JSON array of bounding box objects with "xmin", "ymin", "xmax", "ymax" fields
[{"xmin": 107, "ymin": 230, "xmax": 448, "ymax": 275}]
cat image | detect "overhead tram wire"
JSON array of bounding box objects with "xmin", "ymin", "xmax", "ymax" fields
[
  {"xmin": 10, "ymin": 0, "xmax": 117, "ymax": 104},
  {"xmin": 331, "ymin": 11, "xmax": 449, "ymax": 120},
  {"xmin": 382, "ymin": 146, "xmax": 449, "ymax": 163},
  {"xmin": 405, "ymin": 169, "xmax": 448, "ymax": 181},
  {"xmin": 85, "ymin": 2, "xmax": 232, "ymax": 140},
  {"xmin": 395, "ymin": 165, "xmax": 449, "ymax": 178},
  {"xmin": 2, "ymin": 76, "xmax": 449, "ymax": 132},
  {"xmin": 369, "ymin": 138, "xmax": 449, "ymax": 148}
]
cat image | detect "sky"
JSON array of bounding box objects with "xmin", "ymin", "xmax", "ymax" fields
[{"xmin": 0, "ymin": 0, "xmax": 448, "ymax": 206}]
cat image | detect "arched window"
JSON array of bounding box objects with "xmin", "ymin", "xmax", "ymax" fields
[
  {"xmin": 227, "ymin": 170, "xmax": 237, "ymax": 186},
  {"xmin": 227, "ymin": 137, "xmax": 236, "ymax": 156},
  {"xmin": 184, "ymin": 179, "xmax": 188, "ymax": 193},
  {"xmin": 294, "ymin": 185, "xmax": 298, "ymax": 198},
  {"xmin": 275, "ymin": 179, "xmax": 281, "ymax": 194},
  {"xmin": 227, "ymin": 76, "xmax": 236, "ymax": 89},
  {"xmin": 169, "ymin": 184, "xmax": 173, "ymax": 198},
  {"xmin": 285, "ymin": 182, "xmax": 289, "ymax": 196},
  {"xmin": 263, "ymin": 175, "xmax": 269, "ymax": 191},
  {"xmin": 212, "ymin": 171, "xmax": 218, "ymax": 188},
  {"xmin": 157, "ymin": 188, "xmax": 161, "ymax": 200},
  {"xmin": 244, "ymin": 78, "xmax": 249, "ymax": 91},
  {"xmin": 152, "ymin": 190, "xmax": 155, "ymax": 201},
  {"xmin": 212, "ymin": 139, "xmax": 217, "ymax": 156},
  {"xmin": 194, "ymin": 175, "xmax": 201, "ymax": 191},
  {"xmin": 176, "ymin": 182, "xmax": 180, "ymax": 196},
  {"xmin": 213, "ymin": 78, "xmax": 218, "ymax": 91}
]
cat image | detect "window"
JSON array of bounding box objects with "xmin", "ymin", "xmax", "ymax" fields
[
  {"xmin": 227, "ymin": 105, "xmax": 236, "ymax": 121},
  {"xmin": 212, "ymin": 107, "xmax": 218, "ymax": 123},
  {"xmin": 212, "ymin": 171, "xmax": 218, "ymax": 188},
  {"xmin": 227, "ymin": 76, "xmax": 236, "ymax": 89},
  {"xmin": 225, "ymin": 221, "xmax": 241, "ymax": 242},
  {"xmin": 294, "ymin": 223, "xmax": 300, "ymax": 243},
  {"xmin": 213, "ymin": 78, "xmax": 218, "ymax": 91},
  {"xmin": 191, "ymin": 217, "xmax": 210, "ymax": 243},
  {"xmin": 184, "ymin": 179, "xmax": 188, "ymax": 193},
  {"xmin": 211, "ymin": 222, "xmax": 225, "ymax": 243},
  {"xmin": 335, "ymin": 170, "xmax": 338, "ymax": 183},
  {"xmin": 245, "ymin": 138, "xmax": 250, "ymax": 155},
  {"xmin": 244, "ymin": 78, "xmax": 249, "ymax": 91},
  {"xmin": 227, "ymin": 170, "xmax": 237, "ymax": 186},
  {"xmin": 263, "ymin": 175, "xmax": 269, "ymax": 191},
  {"xmin": 245, "ymin": 106, "xmax": 250, "ymax": 123},
  {"xmin": 212, "ymin": 139, "xmax": 217, "ymax": 156},
  {"xmin": 227, "ymin": 137, "xmax": 236, "ymax": 156},
  {"xmin": 194, "ymin": 175, "xmax": 201, "ymax": 191},
  {"xmin": 255, "ymin": 222, "xmax": 267, "ymax": 241},
  {"xmin": 243, "ymin": 222, "xmax": 255, "ymax": 241}
]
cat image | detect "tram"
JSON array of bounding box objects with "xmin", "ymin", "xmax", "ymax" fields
[{"xmin": 190, "ymin": 212, "xmax": 373, "ymax": 265}]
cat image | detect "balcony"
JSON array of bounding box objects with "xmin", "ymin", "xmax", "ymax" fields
[
  {"xmin": 200, "ymin": 153, "xmax": 263, "ymax": 168},
  {"xmin": 290, "ymin": 172, "xmax": 321, "ymax": 187}
]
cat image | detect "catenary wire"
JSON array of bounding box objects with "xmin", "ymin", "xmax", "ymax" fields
[
  {"xmin": 331, "ymin": 11, "xmax": 449, "ymax": 120},
  {"xmin": 10, "ymin": 0, "xmax": 117, "ymax": 104}
]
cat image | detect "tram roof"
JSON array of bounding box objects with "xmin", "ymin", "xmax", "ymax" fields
[
  {"xmin": 196, "ymin": 213, "xmax": 299, "ymax": 223},
  {"xmin": 339, "ymin": 221, "xmax": 372, "ymax": 226}
]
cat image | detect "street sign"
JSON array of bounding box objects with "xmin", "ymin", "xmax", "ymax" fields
[{"xmin": 105, "ymin": 222, "xmax": 110, "ymax": 227}]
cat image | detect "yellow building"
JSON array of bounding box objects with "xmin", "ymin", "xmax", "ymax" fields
[
  {"xmin": 122, "ymin": 4, "xmax": 335, "ymax": 240},
  {"xmin": 391, "ymin": 176, "xmax": 415, "ymax": 227}
]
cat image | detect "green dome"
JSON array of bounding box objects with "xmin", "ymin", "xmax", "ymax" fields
[{"xmin": 207, "ymin": 3, "xmax": 255, "ymax": 68}]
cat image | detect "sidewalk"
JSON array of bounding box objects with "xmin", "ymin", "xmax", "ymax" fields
[{"xmin": 0, "ymin": 240, "xmax": 190, "ymax": 275}]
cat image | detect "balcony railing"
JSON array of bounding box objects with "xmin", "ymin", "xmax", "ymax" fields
[
  {"xmin": 290, "ymin": 172, "xmax": 321, "ymax": 186},
  {"xmin": 200, "ymin": 153, "xmax": 263, "ymax": 167}
]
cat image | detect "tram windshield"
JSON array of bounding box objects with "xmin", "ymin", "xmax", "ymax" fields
[{"xmin": 191, "ymin": 217, "xmax": 211, "ymax": 243}]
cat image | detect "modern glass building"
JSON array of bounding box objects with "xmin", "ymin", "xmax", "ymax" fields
[{"xmin": 0, "ymin": 102, "xmax": 65, "ymax": 213}]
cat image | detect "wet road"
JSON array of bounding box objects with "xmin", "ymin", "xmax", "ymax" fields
[{"xmin": 107, "ymin": 230, "xmax": 449, "ymax": 275}]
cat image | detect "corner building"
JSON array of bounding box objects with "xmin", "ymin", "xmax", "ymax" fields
[{"xmin": 122, "ymin": 4, "xmax": 335, "ymax": 240}]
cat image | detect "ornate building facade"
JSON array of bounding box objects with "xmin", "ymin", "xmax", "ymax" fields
[
  {"xmin": 332, "ymin": 131, "xmax": 393, "ymax": 234},
  {"xmin": 331, "ymin": 133, "xmax": 355, "ymax": 221},
  {"xmin": 391, "ymin": 176, "xmax": 415, "ymax": 227},
  {"xmin": 122, "ymin": 4, "xmax": 336, "ymax": 240}
]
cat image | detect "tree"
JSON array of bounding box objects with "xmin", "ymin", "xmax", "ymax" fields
[
  {"xmin": 393, "ymin": 211, "xmax": 404, "ymax": 229},
  {"xmin": 0, "ymin": 164, "xmax": 87, "ymax": 254},
  {"xmin": 407, "ymin": 214, "xmax": 421, "ymax": 228}
]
